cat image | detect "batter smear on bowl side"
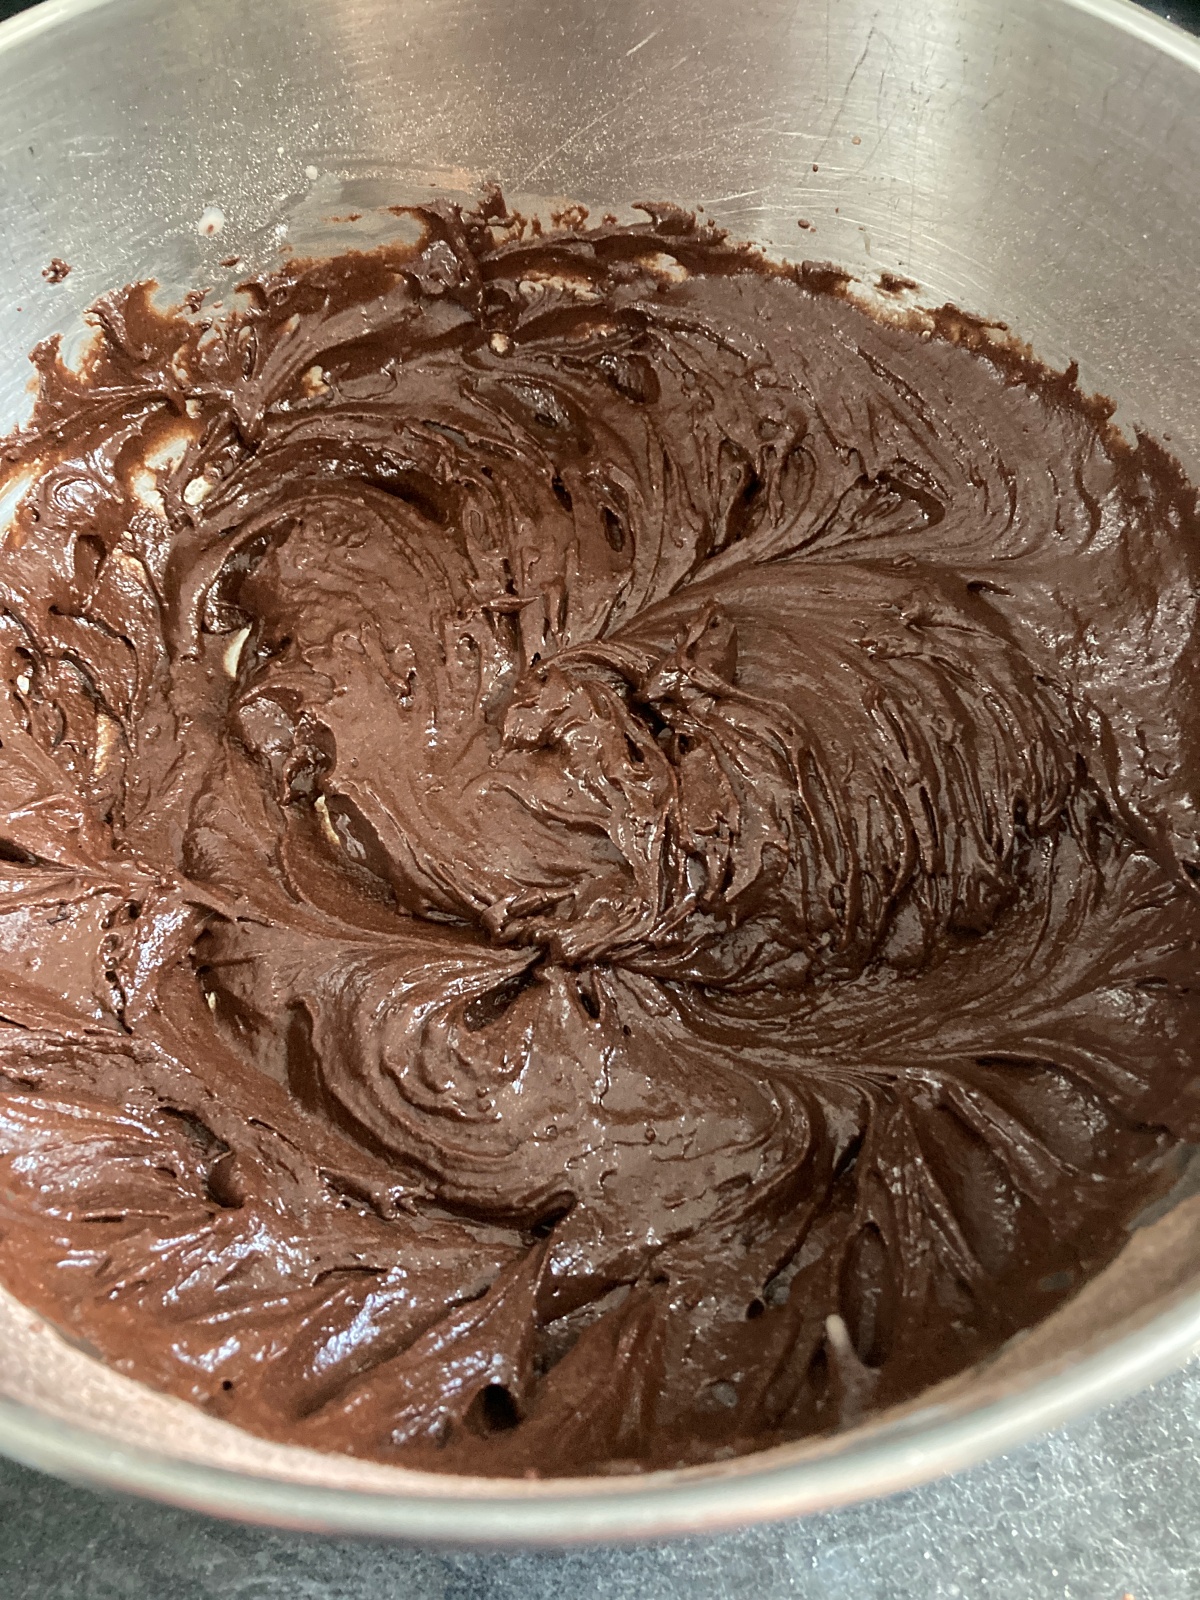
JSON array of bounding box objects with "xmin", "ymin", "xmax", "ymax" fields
[{"xmin": 0, "ymin": 191, "xmax": 1197, "ymax": 1475}]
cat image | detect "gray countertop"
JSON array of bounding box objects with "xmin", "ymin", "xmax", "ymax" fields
[
  {"xmin": 1, "ymin": 1, "xmax": 1199, "ymax": 1595},
  {"xmin": 1, "ymin": 1359, "xmax": 1199, "ymax": 1598}
]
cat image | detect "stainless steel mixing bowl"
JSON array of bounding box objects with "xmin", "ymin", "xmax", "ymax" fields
[{"xmin": 0, "ymin": 0, "xmax": 1198, "ymax": 1545}]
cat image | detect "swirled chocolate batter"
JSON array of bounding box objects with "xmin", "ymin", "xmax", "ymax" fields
[{"xmin": 0, "ymin": 192, "xmax": 1197, "ymax": 1476}]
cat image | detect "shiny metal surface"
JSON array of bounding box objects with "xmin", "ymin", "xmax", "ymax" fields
[{"xmin": 0, "ymin": 0, "xmax": 1198, "ymax": 1546}]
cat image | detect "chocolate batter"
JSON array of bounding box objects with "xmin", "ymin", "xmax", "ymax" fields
[{"xmin": 0, "ymin": 192, "xmax": 1197, "ymax": 1476}]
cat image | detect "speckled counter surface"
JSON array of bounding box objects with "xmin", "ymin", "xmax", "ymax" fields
[
  {"xmin": 2, "ymin": 0, "xmax": 1200, "ymax": 1594},
  {"xmin": 0, "ymin": 1360, "xmax": 1198, "ymax": 1599}
]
